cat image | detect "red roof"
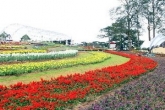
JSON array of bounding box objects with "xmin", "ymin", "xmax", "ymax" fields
[{"xmin": 110, "ymin": 42, "xmax": 116, "ymax": 44}]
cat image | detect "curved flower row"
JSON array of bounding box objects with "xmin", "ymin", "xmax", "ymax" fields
[
  {"xmin": 0, "ymin": 52, "xmax": 110, "ymax": 76},
  {"xmin": 85, "ymin": 52, "xmax": 163, "ymax": 110},
  {"xmin": 0, "ymin": 45, "xmax": 25, "ymax": 50},
  {"xmin": 0, "ymin": 50, "xmax": 78, "ymax": 62},
  {"xmin": 0, "ymin": 51, "xmax": 157, "ymax": 109},
  {"xmin": 0, "ymin": 49, "xmax": 47, "ymax": 54}
]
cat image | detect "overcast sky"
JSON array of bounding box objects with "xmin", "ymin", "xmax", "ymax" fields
[{"xmin": 0, "ymin": 0, "xmax": 148, "ymax": 43}]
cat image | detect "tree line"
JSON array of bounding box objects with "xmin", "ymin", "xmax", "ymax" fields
[{"xmin": 99, "ymin": 0, "xmax": 165, "ymax": 50}]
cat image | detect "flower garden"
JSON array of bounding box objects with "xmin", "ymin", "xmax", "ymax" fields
[
  {"xmin": 79, "ymin": 56, "xmax": 165, "ymax": 110},
  {"xmin": 0, "ymin": 50, "xmax": 78, "ymax": 63},
  {"xmin": 0, "ymin": 51, "xmax": 111, "ymax": 76},
  {"xmin": 0, "ymin": 47, "xmax": 158, "ymax": 109}
]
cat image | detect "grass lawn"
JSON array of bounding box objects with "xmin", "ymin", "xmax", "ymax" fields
[{"xmin": 0, "ymin": 52, "xmax": 129, "ymax": 86}]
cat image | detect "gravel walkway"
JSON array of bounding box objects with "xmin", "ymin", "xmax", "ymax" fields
[{"xmin": 73, "ymin": 56, "xmax": 165, "ymax": 110}]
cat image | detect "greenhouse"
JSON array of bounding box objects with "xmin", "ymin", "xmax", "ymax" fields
[
  {"xmin": 2, "ymin": 23, "xmax": 72, "ymax": 44},
  {"xmin": 149, "ymin": 34, "xmax": 165, "ymax": 49}
]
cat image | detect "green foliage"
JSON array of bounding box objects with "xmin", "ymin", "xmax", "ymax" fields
[
  {"xmin": 99, "ymin": 0, "xmax": 165, "ymax": 49},
  {"xmin": 0, "ymin": 31, "xmax": 9, "ymax": 41},
  {"xmin": 0, "ymin": 52, "xmax": 111, "ymax": 76},
  {"xmin": 0, "ymin": 50, "xmax": 78, "ymax": 63},
  {"xmin": 0, "ymin": 53, "xmax": 129, "ymax": 86},
  {"xmin": 99, "ymin": 18, "xmax": 144, "ymax": 50},
  {"xmin": 20, "ymin": 34, "xmax": 31, "ymax": 41}
]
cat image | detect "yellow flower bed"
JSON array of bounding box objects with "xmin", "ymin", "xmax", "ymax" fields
[
  {"xmin": 0, "ymin": 49, "xmax": 47, "ymax": 54},
  {"xmin": 0, "ymin": 45, "xmax": 25, "ymax": 48},
  {"xmin": 0, "ymin": 52, "xmax": 111, "ymax": 76}
]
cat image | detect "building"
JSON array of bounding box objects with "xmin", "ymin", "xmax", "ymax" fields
[{"xmin": 2, "ymin": 24, "xmax": 72, "ymax": 45}]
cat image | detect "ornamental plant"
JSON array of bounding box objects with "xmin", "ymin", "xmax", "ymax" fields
[
  {"xmin": 0, "ymin": 50, "xmax": 78, "ymax": 62},
  {"xmin": 0, "ymin": 49, "xmax": 46, "ymax": 54},
  {"xmin": 0, "ymin": 45, "xmax": 25, "ymax": 50},
  {"xmin": 0, "ymin": 51, "xmax": 110, "ymax": 76},
  {"xmin": 85, "ymin": 53, "xmax": 164, "ymax": 110},
  {"xmin": 0, "ymin": 51, "xmax": 157, "ymax": 109}
]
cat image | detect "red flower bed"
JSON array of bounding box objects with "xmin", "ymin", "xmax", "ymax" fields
[{"xmin": 0, "ymin": 50, "xmax": 157, "ymax": 109}]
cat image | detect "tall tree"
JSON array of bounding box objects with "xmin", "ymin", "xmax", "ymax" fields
[
  {"xmin": 99, "ymin": 18, "xmax": 143, "ymax": 50},
  {"xmin": 98, "ymin": 25, "xmax": 114, "ymax": 48},
  {"xmin": 98, "ymin": 18, "xmax": 126, "ymax": 49},
  {"xmin": 101, "ymin": 0, "xmax": 165, "ymax": 50},
  {"xmin": 140, "ymin": 0, "xmax": 165, "ymax": 39},
  {"xmin": 152, "ymin": 0, "xmax": 165, "ymax": 38},
  {"xmin": 130, "ymin": 0, "xmax": 144, "ymax": 47},
  {"xmin": 113, "ymin": 0, "xmax": 165, "ymax": 40},
  {"xmin": 109, "ymin": 0, "xmax": 144, "ymax": 50},
  {"xmin": 132, "ymin": 0, "xmax": 155, "ymax": 41}
]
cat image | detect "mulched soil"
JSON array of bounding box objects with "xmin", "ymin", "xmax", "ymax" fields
[{"xmin": 73, "ymin": 54, "xmax": 165, "ymax": 110}]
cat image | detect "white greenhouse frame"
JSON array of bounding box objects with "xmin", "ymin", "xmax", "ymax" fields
[
  {"xmin": 149, "ymin": 34, "xmax": 165, "ymax": 49},
  {"xmin": 2, "ymin": 24, "xmax": 72, "ymax": 44}
]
